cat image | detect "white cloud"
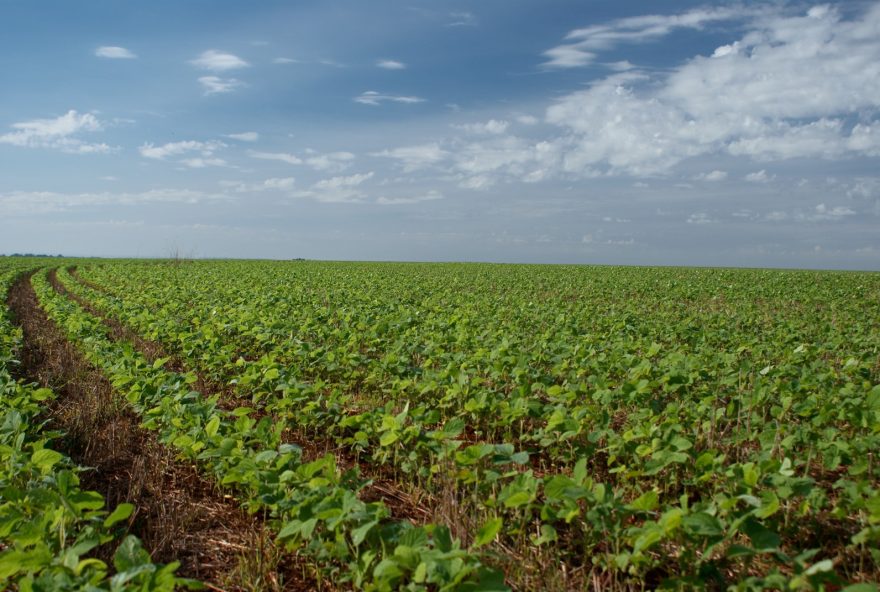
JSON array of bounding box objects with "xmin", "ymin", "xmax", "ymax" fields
[
  {"xmin": 807, "ymin": 203, "xmax": 856, "ymax": 221},
  {"xmin": 247, "ymin": 149, "xmax": 354, "ymax": 171},
  {"xmin": 0, "ymin": 110, "xmax": 112, "ymax": 154},
  {"xmin": 179, "ymin": 157, "xmax": 228, "ymax": 168},
  {"xmin": 225, "ymin": 132, "xmax": 259, "ymax": 142},
  {"xmin": 694, "ymin": 170, "xmax": 727, "ymax": 182},
  {"xmin": 273, "ymin": 57, "xmax": 300, "ymax": 64},
  {"xmin": 540, "ymin": 4, "xmax": 880, "ymax": 176},
  {"xmin": 543, "ymin": 46, "xmax": 596, "ymax": 68},
  {"xmin": 458, "ymin": 175, "xmax": 496, "ymax": 190},
  {"xmin": 607, "ymin": 60, "xmax": 636, "ymax": 71},
  {"xmin": 845, "ymin": 177, "xmax": 880, "ymax": 200},
  {"xmin": 95, "ymin": 46, "xmax": 136, "ymax": 59},
  {"xmin": 303, "ymin": 150, "xmax": 355, "ymax": 172},
  {"xmin": 544, "ymin": 7, "xmax": 745, "ymax": 68},
  {"xmin": 745, "ymin": 169, "xmax": 773, "ymax": 183},
  {"xmin": 374, "ymin": 143, "xmax": 448, "ymax": 171},
  {"xmin": 262, "ymin": 177, "xmax": 296, "ymax": 190},
  {"xmin": 313, "ymin": 172, "xmax": 373, "ymax": 190},
  {"xmin": 190, "ymin": 50, "xmax": 250, "ymax": 71},
  {"xmin": 448, "ymin": 11, "xmax": 477, "ymax": 27},
  {"xmin": 377, "ymin": 59, "xmax": 406, "ymax": 70},
  {"xmin": 516, "ymin": 115, "xmax": 539, "ymax": 125},
  {"xmin": 764, "ymin": 203, "xmax": 859, "ymax": 223},
  {"xmin": 354, "ymin": 91, "xmax": 425, "ymax": 106},
  {"xmin": 249, "ymin": 150, "xmax": 303, "ymax": 165},
  {"xmin": 0, "ymin": 188, "xmax": 227, "ymax": 215},
  {"xmin": 377, "ymin": 190, "xmax": 443, "ymax": 205},
  {"xmin": 221, "ymin": 177, "xmax": 295, "ymax": 192},
  {"xmin": 139, "ymin": 140, "xmax": 224, "ymax": 160},
  {"xmin": 686, "ymin": 212, "xmax": 715, "ymax": 224},
  {"xmin": 453, "ymin": 119, "xmax": 510, "ymax": 135},
  {"xmin": 296, "ymin": 172, "xmax": 375, "ymax": 203},
  {"xmin": 198, "ymin": 76, "xmax": 245, "ymax": 95}
]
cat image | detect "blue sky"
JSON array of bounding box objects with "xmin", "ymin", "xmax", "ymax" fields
[{"xmin": 1, "ymin": 1, "xmax": 878, "ymax": 269}]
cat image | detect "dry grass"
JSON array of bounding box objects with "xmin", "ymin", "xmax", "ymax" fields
[{"xmin": 7, "ymin": 272, "xmax": 319, "ymax": 590}]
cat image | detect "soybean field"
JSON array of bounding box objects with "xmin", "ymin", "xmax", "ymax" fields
[{"xmin": 1, "ymin": 258, "xmax": 879, "ymax": 591}]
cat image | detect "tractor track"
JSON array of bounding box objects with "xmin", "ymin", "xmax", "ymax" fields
[{"xmin": 8, "ymin": 270, "xmax": 317, "ymax": 591}]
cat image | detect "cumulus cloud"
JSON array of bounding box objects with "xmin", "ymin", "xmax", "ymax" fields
[
  {"xmin": 694, "ymin": 170, "xmax": 727, "ymax": 182},
  {"xmin": 452, "ymin": 135, "xmax": 562, "ymax": 187},
  {"xmin": 354, "ymin": 91, "xmax": 425, "ymax": 106},
  {"xmin": 745, "ymin": 169, "xmax": 773, "ymax": 183},
  {"xmin": 190, "ymin": 50, "xmax": 250, "ymax": 71},
  {"xmin": 0, "ymin": 110, "xmax": 112, "ymax": 154},
  {"xmin": 248, "ymin": 150, "xmax": 302, "ymax": 165},
  {"xmin": 248, "ymin": 149, "xmax": 354, "ymax": 171},
  {"xmin": 0, "ymin": 188, "xmax": 227, "ymax": 215},
  {"xmin": 377, "ymin": 59, "xmax": 406, "ymax": 70},
  {"xmin": 295, "ymin": 172, "xmax": 375, "ymax": 203},
  {"xmin": 303, "ymin": 150, "xmax": 355, "ymax": 172},
  {"xmin": 139, "ymin": 140, "xmax": 224, "ymax": 160},
  {"xmin": 198, "ymin": 76, "xmax": 245, "ymax": 95},
  {"xmin": 448, "ymin": 11, "xmax": 477, "ymax": 27},
  {"xmin": 806, "ymin": 203, "xmax": 856, "ymax": 221},
  {"xmin": 374, "ymin": 143, "xmax": 448, "ymax": 171},
  {"xmin": 453, "ymin": 119, "xmax": 510, "ymax": 135},
  {"xmin": 543, "ymin": 6, "xmax": 745, "ymax": 68},
  {"xmin": 375, "ymin": 134, "xmax": 562, "ymax": 188},
  {"xmin": 686, "ymin": 212, "xmax": 715, "ymax": 224},
  {"xmin": 221, "ymin": 177, "xmax": 295, "ymax": 192},
  {"xmin": 376, "ymin": 190, "xmax": 443, "ymax": 205},
  {"xmin": 261, "ymin": 177, "xmax": 296, "ymax": 190},
  {"xmin": 763, "ymin": 202, "xmax": 859, "ymax": 223},
  {"xmin": 225, "ymin": 132, "xmax": 259, "ymax": 142},
  {"xmin": 539, "ymin": 4, "xmax": 880, "ymax": 176},
  {"xmin": 179, "ymin": 157, "xmax": 229, "ymax": 168},
  {"xmin": 95, "ymin": 46, "xmax": 136, "ymax": 59}
]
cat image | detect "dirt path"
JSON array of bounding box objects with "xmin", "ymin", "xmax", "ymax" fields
[{"xmin": 7, "ymin": 271, "xmax": 315, "ymax": 591}]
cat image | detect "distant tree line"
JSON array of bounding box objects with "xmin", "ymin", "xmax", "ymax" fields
[{"xmin": 1, "ymin": 253, "xmax": 65, "ymax": 258}]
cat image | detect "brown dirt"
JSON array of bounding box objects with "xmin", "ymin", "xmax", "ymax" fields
[
  {"xmin": 58, "ymin": 269, "xmax": 248, "ymax": 410},
  {"xmin": 7, "ymin": 271, "xmax": 318, "ymax": 591},
  {"xmin": 64, "ymin": 267, "xmax": 431, "ymax": 528}
]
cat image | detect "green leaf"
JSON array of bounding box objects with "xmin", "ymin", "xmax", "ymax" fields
[
  {"xmin": 503, "ymin": 491, "xmax": 533, "ymax": 508},
  {"xmin": 682, "ymin": 513, "xmax": 723, "ymax": 537},
  {"xmin": 104, "ymin": 503, "xmax": 135, "ymax": 528},
  {"xmin": 205, "ymin": 415, "xmax": 221, "ymax": 438},
  {"xmin": 31, "ymin": 448, "xmax": 64, "ymax": 472},
  {"xmin": 379, "ymin": 431, "xmax": 399, "ymax": 446},
  {"xmin": 741, "ymin": 518, "xmax": 779, "ymax": 551},
  {"xmin": 472, "ymin": 517, "xmax": 502, "ymax": 548},
  {"xmin": 841, "ymin": 584, "xmax": 878, "ymax": 592},
  {"xmin": 351, "ymin": 520, "xmax": 378, "ymax": 547},
  {"xmin": 113, "ymin": 535, "xmax": 151, "ymax": 572},
  {"xmin": 627, "ymin": 490, "xmax": 659, "ymax": 512}
]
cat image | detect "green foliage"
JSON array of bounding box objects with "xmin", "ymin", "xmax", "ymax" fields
[
  {"xmin": 26, "ymin": 260, "xmax": 880, "ymax": 588},
  {"xmin": 0, "ymin": 262, "xmax": 188, "ymax": 591}
]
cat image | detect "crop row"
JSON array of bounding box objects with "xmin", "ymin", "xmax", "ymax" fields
[
  {"xmin": 0, "ymin": 262, "xmax": 188, "ymax": 590},
  {"xmin": 67, "ymin": 261, "xmax": 880, "ymax": 588},
  {"xmin": 33, "ymin": 267, "xmax": 506, "ymax": 591}
]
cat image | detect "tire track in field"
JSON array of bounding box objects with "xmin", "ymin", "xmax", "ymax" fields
[
  {"xmin": 63, "ymin": 266, "xmax": 435, "ymax": 526},
  {"xmin": 9, "ymin": 270, "xmax": 316, "ymax": 591},
  {"xmin": 61, "ymin": 266, "xmax": 584, "ymax": 590}
]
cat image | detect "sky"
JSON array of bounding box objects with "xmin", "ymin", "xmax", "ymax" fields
[{"xmin": 1, "ymin": 1, "xmax": 879, "ymax": 269}]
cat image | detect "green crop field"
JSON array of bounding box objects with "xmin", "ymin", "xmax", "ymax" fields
[{"xmin": 1, "ymin": 257, "xmax": 879, "ymax": 591}]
